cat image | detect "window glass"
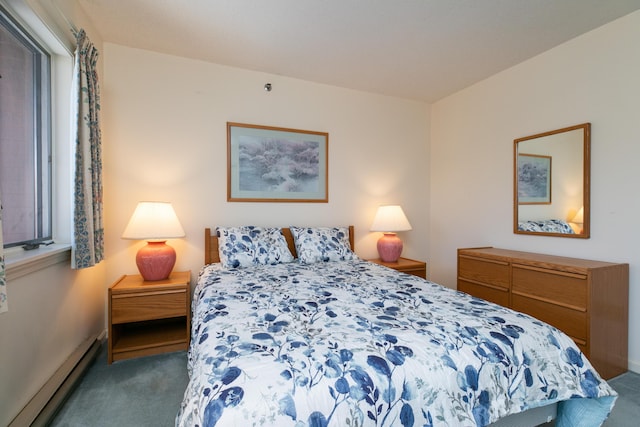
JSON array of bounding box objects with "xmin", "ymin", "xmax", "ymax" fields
[{"xmin": 0, "ymin": 6, "xmax": 52, "ymax": 247}]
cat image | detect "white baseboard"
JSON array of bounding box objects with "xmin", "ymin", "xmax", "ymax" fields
[
  {"xmin": 9, "ymin": 334, "xmax": 103, "ymax": 427},
  {"xmin": 627, "ymin": 358, "xmax": 640, "ymax": 374}
]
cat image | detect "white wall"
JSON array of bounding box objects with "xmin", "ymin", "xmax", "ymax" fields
[
  {"xmin": 430, "ymin": 10, "xmax": 640, "ymax": 372},
  {"xmin": 101, "ymin": 44, "xmax": 431, "ymax": 292},
  {"xmin": 0, "ymin": 261, "xmax": 105, "ymax": 425}
]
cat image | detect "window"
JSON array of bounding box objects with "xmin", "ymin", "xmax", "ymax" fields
[{"xmin": 0, "ymin": 5, "xmax": 52, "ymax": 248}]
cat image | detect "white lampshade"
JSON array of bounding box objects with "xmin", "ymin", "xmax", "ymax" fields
[
  {"xmin": 370, "ymin": 205, "xmax": 412, "ymax": 232},
  {"xmin": 122, "ymin": 201, "xmax": 185, "ymax": 240},
  {"xmin": 571, "ymin": 207, "xmax": 584, "ymax": 224}
]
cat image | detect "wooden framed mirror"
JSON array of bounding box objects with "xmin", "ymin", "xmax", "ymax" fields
[{"xmin": 514, "ymin": 123, "xmax": 590, "ymax": 238}]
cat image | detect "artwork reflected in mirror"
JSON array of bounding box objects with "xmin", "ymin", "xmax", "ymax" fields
[
  {"xmin": 514, "ymin": 123, "xmax": 590, "ymax": 238},
  {"xmin": 518, "ymin": 154, "xmax": 551, "ymax": 204}
]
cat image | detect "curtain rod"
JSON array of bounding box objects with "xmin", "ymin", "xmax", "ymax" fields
[{"xmin": 51, "ymin": 0, "xmax": 78, "ymax": 35}]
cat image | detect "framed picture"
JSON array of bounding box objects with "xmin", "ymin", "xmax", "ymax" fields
[
  {"xmin": 517, "ymin": 153, "xmax": 551, "ymax": 204},
  {"xmin": 227, "ymin": 122, "xmax": 329, "ymax": 202}
]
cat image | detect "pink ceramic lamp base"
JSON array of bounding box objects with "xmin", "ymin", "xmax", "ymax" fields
[
  {"xmin": 377, "ymin": 233, "xmax": 403, "ymax": 262},
  {"xmin": 136, "ymin": 240, "xmax": 176, "ymax": 281}
]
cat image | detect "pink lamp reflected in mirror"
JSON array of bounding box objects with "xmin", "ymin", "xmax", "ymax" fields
[
  {"xmin": 122, "ymin": 201, "xmax": 185, "ymax": 281},
  {"xmin": 370, "ymin": 205, "xmax": 412, "ymax": 262}
]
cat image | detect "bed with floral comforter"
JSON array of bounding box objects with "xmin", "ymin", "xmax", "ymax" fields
[{"xmin": 176, "ymin": 258, "xmax": 616, "ymax": 427}]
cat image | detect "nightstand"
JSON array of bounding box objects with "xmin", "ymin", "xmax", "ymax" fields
[
  {"xmin": 108, "ymin": 271, "xmax": 191, "ymax": 364},
  {"xmin": 368, "ymin": 257, "xmax": 427, "ymax": 279}
]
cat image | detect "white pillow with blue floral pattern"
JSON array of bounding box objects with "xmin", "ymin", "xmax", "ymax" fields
[
  {"xmin": 290, "ymin": 226, "xmax": 357, "ymax": 264},
  {"xmin": 216, "ymin": 226, "xmax": 294, "ymax": 268}
]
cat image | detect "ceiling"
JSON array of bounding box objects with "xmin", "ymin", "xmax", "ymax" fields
[{"xmin": 77, "ymin": 0, "xmax": 640, "ymax": 103}]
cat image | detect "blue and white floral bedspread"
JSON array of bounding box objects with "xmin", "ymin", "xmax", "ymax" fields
[{"xmin": 176, "ymin": 259, "xmax": 616, "ymax": 427}]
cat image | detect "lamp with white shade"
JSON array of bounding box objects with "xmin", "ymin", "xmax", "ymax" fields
[
  {"xmin": 370, "ymin": 205, "xmax": 412, "ymax": 262},
  {"xmin": 571, "ymin": 206, "xmax": 584, "ymax": 225},
  {"xmin": 122, "ymin": 201, "xmax": 185, "ymax": 281},
  {"xmin": 570, "ymin": 206, "xmax": 584, "ymax": 234}
]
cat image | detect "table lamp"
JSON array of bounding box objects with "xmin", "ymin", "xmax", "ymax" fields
[
  {"xmin": 570, "ymin": 206, "xmax": 584, "ymax": 234},
  {"xmin": 370, "ymin": 205, "xmax": 412, "ymax": 262},
  {"xmin": 122, "ymin": 201, "xmax": 185, "ymax": 281}
]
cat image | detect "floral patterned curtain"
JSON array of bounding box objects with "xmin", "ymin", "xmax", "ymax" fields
[
  {"xmin": 71, "ymin": 29, "xmax": 104, "ymax": 269},
  {"xmin": 1, "ymin": 192, "xmax": 8, "ymax": 313}
]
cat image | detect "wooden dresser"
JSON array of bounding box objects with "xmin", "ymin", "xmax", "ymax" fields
[{"xmin": 457, "ymin": 247, "xmax": 628, "ymax": 379}]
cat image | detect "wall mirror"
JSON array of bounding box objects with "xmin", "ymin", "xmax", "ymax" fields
[{"xmin": 514, "ymin": 123, "xmax": 590, "ymax": 238}]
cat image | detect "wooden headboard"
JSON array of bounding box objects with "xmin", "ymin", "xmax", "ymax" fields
[{"xmin": 205, "ymin": 226, "xmax": 355, "ymax": 264}]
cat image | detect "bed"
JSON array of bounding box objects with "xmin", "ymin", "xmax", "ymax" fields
[
  {"xmin": 517, "ymin": 219, "xmax": 575, "ymax": 234},
  {"xmin": 176, "ymin": 226, "xmax": 616, "ymax": 427}
]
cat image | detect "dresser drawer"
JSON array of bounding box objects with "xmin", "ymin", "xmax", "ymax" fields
[
  {"xmin": 512, "ymin": 294, "xmax": 587, "ymax": 342},
  {"xmin": 112, "ymin": 289, "xmax": 187, "ymax": 324},
  {"xmin": 458, "ymin": 256, "xmax": 509, "ymax": 289},
  {"xmin": 458, "ymin": 279, "xmax": 510, "ymax": 306},
  {"xmin": 512, "ymin": 266, "xmax": 587, "ymax": 311}
]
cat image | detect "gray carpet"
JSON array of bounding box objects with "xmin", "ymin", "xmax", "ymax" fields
[
  {"xmin": 604, "ymin": 371, "xmax": 640, "ymax": 426},
  {"xmin": 49, "ymin": 344, "xmax": 188, "ymax": 427},
  {"xmin": 50, "ymin": 343, "xmax": 639, "ymax": 426}
]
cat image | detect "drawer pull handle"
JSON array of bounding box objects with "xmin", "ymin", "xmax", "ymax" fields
[
  {"xmin": 458, "ymin": 278, "xmax": 508, "ymax": 292},
  {"xmin": 112, "ymin": 289, "xmax": 185, "ymax": 299},
  {"xmin": 459, "ymin": 255, "xmax": 509, "ymax": 266},
  {"xmin": 513, "ymin": 264, "xmax": 587, "ymax": 280}
]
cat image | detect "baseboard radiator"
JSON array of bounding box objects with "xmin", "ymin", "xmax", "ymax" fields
[{"xmin": 9, "ymin": 333, "xmax": 104, "ymax": 427}]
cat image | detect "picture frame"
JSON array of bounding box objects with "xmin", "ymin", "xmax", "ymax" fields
[
  {"xmin": 517, "ymin": 153, "xmax": 552, "ymax": 204},
  {"xmin": 227, "ymin": 122, "xmax": 329, "ymax": 202}
]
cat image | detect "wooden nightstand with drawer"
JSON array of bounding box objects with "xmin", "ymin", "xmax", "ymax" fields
[
  {"xmin": 108, "ymin": 271, "xmax": 191, "ymax": 364},
  {"xmin": 368, "ymin": 257, "xmax": 427, "ymax": 279}
]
